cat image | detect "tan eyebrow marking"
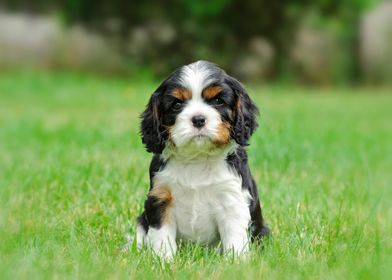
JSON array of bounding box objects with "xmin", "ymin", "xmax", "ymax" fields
[
  {"xmin": 202, "ymin": 85, "xmax": 222, "ymax": 100},
  {"xmin": 172, "ymin": 88, "xmax": 192, "ymax": 101}
]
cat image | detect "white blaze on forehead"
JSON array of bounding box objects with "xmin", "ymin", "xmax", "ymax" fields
[{"xmin": 179, "ymin": 61, "xmax": 213, "ymax": 100}]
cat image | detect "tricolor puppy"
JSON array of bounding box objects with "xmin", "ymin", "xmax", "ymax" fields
[{"xmin": 136, "ymin": 61, "xmax": 270, "ymax": 259}]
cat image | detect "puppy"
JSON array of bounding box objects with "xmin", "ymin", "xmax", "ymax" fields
[{"xmin": 136, "ymin": 61, "xmax": 270, "ymax": 259}]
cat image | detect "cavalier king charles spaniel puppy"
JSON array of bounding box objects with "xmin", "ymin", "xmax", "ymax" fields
[{"xmin": 136, "ymin": 61, "xmax": 270, "ymax": 259}]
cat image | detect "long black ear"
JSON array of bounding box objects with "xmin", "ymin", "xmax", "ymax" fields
[
  {"xmin": 226, "ymin": 76, "xmax": 259, "ymax": 146},
  {"xmin": 140, "ymin": 91, "xmax": 166, "ymax": 154}
]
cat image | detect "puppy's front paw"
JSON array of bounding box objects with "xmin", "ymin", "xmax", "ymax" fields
[
  {"xmin": 146, "ymin": 224, "xmax": 177, "ymax": 261},
  {"xmin": 222, "ymin": 236, "xmax": 250, "ymax": 259},
  {"xmin": 151, "ymin": 243, "xmax": 176, "ymax": 261}
]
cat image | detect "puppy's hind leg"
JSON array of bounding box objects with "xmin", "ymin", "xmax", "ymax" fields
[
  {"xmin": 135, "ymin": 213, "xmax": 148, "ymax": 249},
  {"xmin": 144, "ymin": 186, "xmax": 177, "ymax": 260}
]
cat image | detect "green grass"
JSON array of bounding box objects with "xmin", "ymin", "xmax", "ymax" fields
[{"xmin": 0, "ymin": 70, "xmax": 391, "ymax": 279}]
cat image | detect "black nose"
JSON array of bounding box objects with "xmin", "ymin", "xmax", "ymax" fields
[{"xmin": 191, "ymin": 115, "xmax": 206, "ymax": 128}]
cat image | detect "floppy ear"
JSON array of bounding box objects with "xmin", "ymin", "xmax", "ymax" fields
[
  {"xmin": 140, "ymin": 91, "xmax": 166, "ymax": 154},
  {"xmin": 226, "ymin": 76, "xmax": 259, "ymax": 146}
]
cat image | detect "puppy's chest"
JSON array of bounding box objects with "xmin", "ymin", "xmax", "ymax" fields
[{"xmin": 154, "ymin": 159, "xmax": 247, "ymax": 243}]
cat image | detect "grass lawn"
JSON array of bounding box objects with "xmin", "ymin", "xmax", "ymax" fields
[{"xmin": 0, "ymin": 70, "xmax": 391, "ymax": 279}]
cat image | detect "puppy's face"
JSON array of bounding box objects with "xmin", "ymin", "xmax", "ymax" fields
[
  {"xmin": 141, "ymin": 61, "xmax": 258, "ymax": 155},
  {"xmin": 162, "ymin": 78, "xmax": 234, "ymax": 148}
]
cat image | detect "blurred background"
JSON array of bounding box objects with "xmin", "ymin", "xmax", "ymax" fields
[{"xmin": 1, "ymin": 0, "xmax": 392, "ymax": 86}]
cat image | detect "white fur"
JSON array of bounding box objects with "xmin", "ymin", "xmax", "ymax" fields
[
  {"xmin": 145, "ymin": 152, "xmax": 251, "ymax": 259},
  {"xmin": 135, "ymin": 224, "xmax": 146, "ymax": 249},
  {"xmin": 146, "ymin": 223, "xmax": 177, "ymax": 260}
]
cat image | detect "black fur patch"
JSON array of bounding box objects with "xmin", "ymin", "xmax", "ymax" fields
[
  {"xmin": 137, "ymin": 154, "xmax": 167, "ymax": 232},
  {"xmin": 227, "ymin": 147, "xmax": 271, "ymax": 241},
  {"xmin": 225, "ymin": 77, "xmax": 259, "ymax": 146},
  {"xmin": 140, "ymin": 68, "xmax": 185, "ymax": 154}
]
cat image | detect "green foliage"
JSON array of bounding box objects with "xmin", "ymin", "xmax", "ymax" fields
[
  {"xmin": 1, "ymin": 0, "xmax": 383, "ymax": 81},
  {"xmin": 180, "ymin": 0, "xmax": 230, "ymax": 16},
  {"xmin": 0, "ymin": 71, "xmax": 391, "ymax": 279}
]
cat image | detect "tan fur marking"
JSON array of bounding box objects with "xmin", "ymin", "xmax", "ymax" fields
[
  {"xmin": 202, "ymin": 86, "xmax": 222, "ymax": 100},
  {"xmin": 152, "ymin": 104, "xmax": 159, "ymax": 120},
  {"xmin": 149, "ymin": 186, "xmax": 173, "ymax": 224},
  {"xmin": 172, "ymin": 88, "xmax": 192, "ymax": 101},
  {"xmin": 212, "ymin": 121, "xmax": 231, "ymax": 146},
  {"xmin": 236, "ymin": 98, "xmax": 241, "ymax": 109},
  {"xmin": 164, "ymin": 125, "xmax": 176, "ymax": 147}
]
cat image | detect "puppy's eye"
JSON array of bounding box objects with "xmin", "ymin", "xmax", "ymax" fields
[
  {"xmin": 210, "ymin": 97, "xmax": 224, "ymax": 106},
  {"xmin": 172, "ymin": 101, "xmax": 183, "ymax": 111}
]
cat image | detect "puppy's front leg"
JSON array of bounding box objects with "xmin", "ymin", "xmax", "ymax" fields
[
  {"xmin": 216, "ymin": 202, "xmax": 250, "ymax": 256},
  {"xmin": 147, "ymin": 223, "xmax": 176, "ymax": 260},
  {"xmin": 144, "ymin": 186, "xmax": 177, "ymax": 260}
]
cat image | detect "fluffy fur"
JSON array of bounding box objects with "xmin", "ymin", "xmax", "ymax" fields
[{"xmin": 136, "ymin": 61, "xmax": 270, "ymax": 259}]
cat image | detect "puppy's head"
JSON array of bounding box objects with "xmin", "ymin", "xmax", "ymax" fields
[{"xmin": 140, "ymin": 61, "xmax": 258, "ymax": 155}]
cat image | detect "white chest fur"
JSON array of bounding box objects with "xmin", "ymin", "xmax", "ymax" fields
[{"xmin": 153, "ymin": 157, "xmax": 251, "ymax": 244}]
